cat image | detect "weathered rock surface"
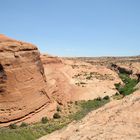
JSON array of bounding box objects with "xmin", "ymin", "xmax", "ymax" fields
[
  {"xmin": 0, "ymin": 35, "xmax": 51, "ymax": 125},
  {"xmin": 1, "ymin": 34, "xmax": 138, "ymax": 130},
  {"xmin": 41, "ymin": 55, "xmax": 122, "ymax": 104},
  {"xmin": 39, "ymin": 90, "xmax": 140, "ymax": 140}
]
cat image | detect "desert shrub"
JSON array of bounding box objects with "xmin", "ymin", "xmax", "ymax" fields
[
  {"xmin": 9, "ymin": 123, "xmax": 17, "ymax": 129},
  {"xmin": 56, "ymin": 106, "xmax": 61, "ymax": 112},
  {"xmin": 53, "ymin": 113, "xmax": 61, "ymax": 119},
  {"xmin": 75, "ymin": 83, "xmax": 80, "ymax": 86},
  {"xmin": 103, "ymin": 95, "xmax": 110, "ymax": 100},
  {"xmin": 114, "ymin": 83, "xmax": 121, "ymax": 90},
  {"xmin": 41, "ymin": 117, "xmax": 48, "ymax": 124},
  {"xmin": 95, "ymin": 97, "xmax": 102, "ymax": 101},
  {"xmin": 20, "ymin": 122, "xmax": 28, "ymax": 127},
  {"xmin": 115, "ymin": 92, "xmax": 119, "ymax": 96}
]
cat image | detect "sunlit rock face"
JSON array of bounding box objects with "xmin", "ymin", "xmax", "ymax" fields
[{"xmin": 0, "ymin": 35, "xmax": 50, "ymax": 123}]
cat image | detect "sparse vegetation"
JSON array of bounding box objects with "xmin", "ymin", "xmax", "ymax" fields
[
  {"xmin": 75, "ymin": 81, "xmax": 86, "ymax": 87},
  {"xmin": 114, "ymin": 83, "xmax": 121, "ymax": 90},
  {"xmin": 115, "ymin": 73, "xmax": 138, "ymax": 96},
  {"xmin": 0, "ymin": 97, "xmax": 109, "ymax": 140},
  {"xmin": 69, "ymin": 97, "xmax": 110, "ymax": 121}
]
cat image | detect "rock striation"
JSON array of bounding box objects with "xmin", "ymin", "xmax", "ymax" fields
[{"xmin": 0, "ymin": 35, "xmax": 51, "ymax": 124}]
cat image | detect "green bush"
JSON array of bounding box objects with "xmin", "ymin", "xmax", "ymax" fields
[
  {"xmin": 20, "ymin": 122, "xmax": 28, "ymax": 127},
  {"xmin": 41, "ymin": 117, "xmax": 48, "ymax": 124},
  {"xmin": 53, "ymin": 113, "xmax": 61, "ymax": 119},
  {"xmin": 9, "ymin": 123, "xmax": 17, "ymax": 129},
  {"xmin": 114, "ymin": 83, "xmax": 121, "ymax": 90}
]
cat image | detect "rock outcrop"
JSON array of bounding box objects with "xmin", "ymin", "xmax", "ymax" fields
[
  {"xmin": 0, "ymin": 35, "xmax": 51, "ymax": 124},
  {"xmin": 39, "ymin": 90, "xmax": 140, "ymax": 140}
]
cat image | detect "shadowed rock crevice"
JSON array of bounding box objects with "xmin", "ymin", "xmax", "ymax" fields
[{"xmin": 0, "ymin": 64, "xmax": 7, "ymax": 93}]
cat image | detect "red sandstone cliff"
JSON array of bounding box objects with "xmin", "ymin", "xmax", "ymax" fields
[{"xmin": 0, "ymin": 35, "xmax": 51, "ymax": 124}]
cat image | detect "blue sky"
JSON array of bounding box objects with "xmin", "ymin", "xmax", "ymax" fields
[{"xmin": 0, "ymin": 0, "xmax": 140, "ymax": 56}]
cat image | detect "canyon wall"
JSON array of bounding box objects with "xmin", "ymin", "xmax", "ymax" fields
[{"xmin": 0, "ymin": 35, "xmax": 51, "ymax": 123}]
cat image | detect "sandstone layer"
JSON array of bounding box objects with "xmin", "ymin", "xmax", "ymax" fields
[{"xmin": 0, "ymin": 35, "xmax": 51, "ymax": 125}]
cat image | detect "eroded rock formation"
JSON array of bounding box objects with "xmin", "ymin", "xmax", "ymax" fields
[{"xmin": 0, "ymin": 35, "xmax": 51, "ymax": 124}]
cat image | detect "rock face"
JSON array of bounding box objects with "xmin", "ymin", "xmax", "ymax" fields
[
  {"xmin": 0, "ymin": 35, "xmax": 50, "ymax": 124},
  {"xmin": 39, "ymin": 90, "xmax": 140, "ymax": 140}
]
